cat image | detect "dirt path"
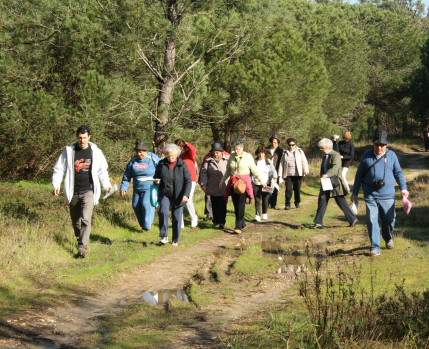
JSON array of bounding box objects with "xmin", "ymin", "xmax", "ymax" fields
[{"xmin": 2, "ymin": 147, "xmax": 427, "ymax": 349}]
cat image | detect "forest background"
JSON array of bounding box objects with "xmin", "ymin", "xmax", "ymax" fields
[{"xmin": 1, "ymin": 0, "xmax": 429, "ymax": 179}]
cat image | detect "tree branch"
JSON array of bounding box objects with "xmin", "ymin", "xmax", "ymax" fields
[{"xmin": 137, "ymin": 43, "xmax": 164, "ymax": 82}]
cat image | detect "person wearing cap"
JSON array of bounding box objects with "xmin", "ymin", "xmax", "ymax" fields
[
  {"xmin": 120, "ymin": 141, "xmax": 160, "ymax": 232},
  {"xmin": 198, "ymin": 140, "xmax": 230, "ymax": 222},
  {"xmin": 199, "ymin": 142, "xmax": 230, "ymax": 229},
  {"xmin": 278, "ymin": 137, "xmax": 309, "ymax": 210},
  {"xmin": 266, "ymin": 134, "xmax": 283, "ymax": 209},
  {"xmin": 52, "ymin": 125, "xmax": 112, "ymax": 258},
  {"xmin": 351, "ymin": 130, "xmax": 408, "ymax": 256}
]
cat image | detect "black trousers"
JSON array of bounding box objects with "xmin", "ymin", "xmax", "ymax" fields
[
  {"xmin": 211, "ymin": 195, "xmax": 226, "ymax": 225},
  {"xmin": 269, "ymin": 187, "xmax": 278, "ymax": 209},
  {"xmin": 285, "ymin": 176, "xmax": 303, "ymax": 206},
  {"xmin": 253, "ymin": 185, "xmax": 270, "ymax": 215},
  {"xmin": 313, "ymin": 191, "xmax": 356, "ymax": 226},
  {"xmin": 231, "ymin": 192, "xmax": 247, "ymax": 229}
]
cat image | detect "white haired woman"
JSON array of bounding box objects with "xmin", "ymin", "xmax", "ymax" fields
[
  {"xmin": 220, "ymin": 138, "xmax": 264, "ymax": 234},
  {"xmin": 311, "ymin": 138, "xmax": 357, "ymax": 229},
  {"xmin": 154, "ymin": 144, "xmax": 192, "ymax": 246}
]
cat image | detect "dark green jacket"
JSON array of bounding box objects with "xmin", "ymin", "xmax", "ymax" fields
[{"xmin": 319, "ymin": 150, "xmax": 348, "ymax": 197}]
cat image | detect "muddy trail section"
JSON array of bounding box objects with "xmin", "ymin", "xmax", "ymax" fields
[{"xmin": 1, "ymin": 148, "xmax": 427, "ymax": 349}]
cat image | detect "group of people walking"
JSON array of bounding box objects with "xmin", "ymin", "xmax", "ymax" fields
[{"xmin": 53, "ymin": 126, "xmax": 408, "ymax": 258}]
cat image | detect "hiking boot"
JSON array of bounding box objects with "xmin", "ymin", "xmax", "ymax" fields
[
  {"xmin": 262, "ymin": 214, "xmax": 268, "ymax": 220},
  {"xmin": 370, "ymin": 250, "xmax": 380, "ymax": 256},
  {"xmin": 386, "ymin": 241, "xmax": 394, "ymax": 249},
  {"xmin": 77, "ymin": 248, "xmax": 86, "ymax": 258},
  {"xmin": 159, "ymin": 237, "xmax": 168, "ymax": 244}
]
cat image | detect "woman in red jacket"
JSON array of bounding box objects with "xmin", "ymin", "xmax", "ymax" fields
[{"xmin": 174, "ymin": 139, "xmax": 199, "ymax": 227}]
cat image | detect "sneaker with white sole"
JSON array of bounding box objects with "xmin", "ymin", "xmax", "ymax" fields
[
  {"xmin": 370, "ymin": 250, "xmax": 380, "ymax": 256},
  {"xmin": 262, "ymin": 214, "xmax": 268, "ymax": 220},
  {"xmin": 253, "ymin": 215, "xmax": 261, "ymax": 222},
  {"xmin": 386, "ymin": 241, "xmax": 394, "ymax": 249},
  {"xmin": 172, "ymin": 242, "xmax": 178, "ymax": 246},
  {"xmin": 159, "ymin": 237, "xmax": 168, "ymax": 244}
]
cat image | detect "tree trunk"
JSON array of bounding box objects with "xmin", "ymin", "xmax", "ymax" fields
[{"xmin": 153, "ymin": 1, "xmax": 180, "ymax": 156}]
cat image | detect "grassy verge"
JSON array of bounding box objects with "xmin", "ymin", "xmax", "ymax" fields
[{"xmin": 1, "ymin": 140, "xmax": 428, "ymax": 348}]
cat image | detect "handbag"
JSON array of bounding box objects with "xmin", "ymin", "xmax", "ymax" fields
[
  {"xmin": 330, "ymin": 175, "xmax": 340, "ymax": 188},
  {"xmin": 150, "ymin": 184, "xmax": 159, "ymax": 207},
  {"xmin": 233, "ymin": 178, "xmax": 246, "ymax": 194}
]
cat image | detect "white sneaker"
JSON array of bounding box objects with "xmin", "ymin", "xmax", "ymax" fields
[
  {"xmin": 172, "ymin": 242, "xmax": 178, "ymax": 246},
  {"xmin": 254, "ymin": 215, "xmax": 261, "ymax": 222},
  {"xmin": 159, "ymin": 237, "xmax": 168, "ymax": 244},
  {"xmin": 191, "ymin": 217, "xmax": 198, "ymax": 228},
  {"xmin": 262, "ymin": 214, "xmax": 268, "ymax": 220}
]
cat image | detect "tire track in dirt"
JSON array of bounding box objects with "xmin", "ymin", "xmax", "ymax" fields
[{"xmin": 3, "ymin": 148, "xmax": 426, "ymax": 348}]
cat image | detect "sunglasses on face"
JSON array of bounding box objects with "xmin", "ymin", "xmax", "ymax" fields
[{"xmin": 289, "ymin": 143, "xmax": 296, "ymax": 146}]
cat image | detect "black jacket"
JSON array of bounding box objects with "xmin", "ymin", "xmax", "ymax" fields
[
  {"xmin": 155, "ymin": 157, "xmax": 192, "ymax": 208},
  {"xmin": 338, "ymin": 140, "xmax": 354, "ymax": 166},
  {"xmin": 266, "ymin": 146, "xmax": 283, "ymax": 172}
]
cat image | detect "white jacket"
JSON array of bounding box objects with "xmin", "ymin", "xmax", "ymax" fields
[
  {"xmin": 52, "ymin": 142, "xmax": 111, "ymax": 205},
  {"xmin": 278, "ymin": 147, "xmax": 309, "ymax": 178}
]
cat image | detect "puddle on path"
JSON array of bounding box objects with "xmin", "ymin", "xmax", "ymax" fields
[
  {"xmin": 261, "ymin": 241, "xmax": 306, "ymax": 275},
  {"xmin": 142, "ymin": 289, "xmax": 189, "ymax": 306}
]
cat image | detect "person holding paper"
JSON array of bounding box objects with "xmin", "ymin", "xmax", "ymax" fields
[
  {"xmin": 52, "ymin": 125, "xmax": 112, "ymax": 258},
  {"xmin": 311, "ymin": 138, "xmax": 357, "ymax": 229},
  {"xmin": 278, "ymin": 137, "xmax": 309, "ymax": 210},
  {"xmin": 252, "ymin": 146, "xmax": 277, "ymax": 221},
  {"xmin": 120, "ymin": 140, "xmax": 160, "ymax": 232},
  {"xmin": 351, "ymin": 130, "xmax": 408, "ymax": 256}
]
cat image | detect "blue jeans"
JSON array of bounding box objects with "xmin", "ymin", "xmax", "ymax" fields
[
  {"xmin": 364, "ymin": 196, "xmax": 396, "ymax": 253},
  {"xmin": 158, "ymin": 196, "xmax": 184, "ymax": 243},
  {"xmin": 132, "ymin": 190, "xmax": 155, "ymax": 230}
]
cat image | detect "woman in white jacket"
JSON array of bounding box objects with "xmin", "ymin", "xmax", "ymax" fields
[{"xmin": 278, "ymin": 137, "xmax": 309, "ymax": 210}]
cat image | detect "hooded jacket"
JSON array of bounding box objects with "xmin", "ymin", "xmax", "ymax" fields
[{"xmin": 52, "ymin": 142, "xmax": 111, "ymax": 205}]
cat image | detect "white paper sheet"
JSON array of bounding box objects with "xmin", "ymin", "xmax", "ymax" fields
[
  {"xmin": 351, "ymin": 200, "xmax": 358, "ymax": 214},
  {"xmin": 321, "ymin": 177, "xmax": 333, "ymax": 191},
  {"xmin": 137, "ymin": 177, "xmax": 155, "ymax": 182},
  {"xmin": 103, "ymin": 184, "xmax": 118, "ymax": 200}
]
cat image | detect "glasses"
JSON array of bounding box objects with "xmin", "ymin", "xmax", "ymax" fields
[{"xmin": 288, "ymin": 143, "xmax": 296, "ymax": 147}]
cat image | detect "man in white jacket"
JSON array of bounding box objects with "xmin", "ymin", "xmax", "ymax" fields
[{"xmin": 52, "ymin": 126, "xmax": 111, "ymax": 258}]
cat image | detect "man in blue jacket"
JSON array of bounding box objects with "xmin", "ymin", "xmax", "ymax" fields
[{"xmin": 351, "ymin": 130, "xmax": 408, "ymax": 256}]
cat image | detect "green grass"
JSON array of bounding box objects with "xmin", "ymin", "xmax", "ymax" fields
[{"xmin": 1, "ymin": 141, "xmax": 428, "ymax": 348}]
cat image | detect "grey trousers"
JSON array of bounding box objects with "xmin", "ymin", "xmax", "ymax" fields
[{"xmin": 69, "ymin": 191, "xmax": 94, "ymax": 250}]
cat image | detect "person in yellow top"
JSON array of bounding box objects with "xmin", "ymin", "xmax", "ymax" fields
[{"xmin": 220, "ymin": 138, "xmax": 264, "ymax": 234}]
